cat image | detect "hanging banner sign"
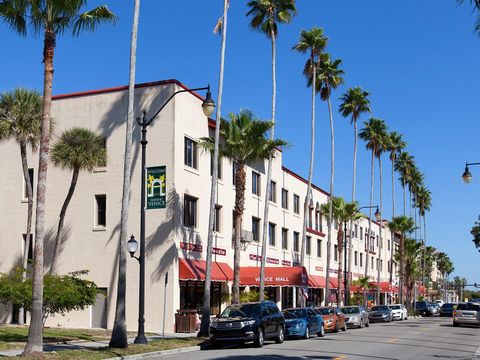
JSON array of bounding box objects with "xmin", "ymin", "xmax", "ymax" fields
[{"xmin": 146, "ymin": 166, "xmax": 166, "ymax": 209}]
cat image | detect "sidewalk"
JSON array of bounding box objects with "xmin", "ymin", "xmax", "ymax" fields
[{"xmin": 0, "ymin": 332, "xmax": 198, "ymax": 358}]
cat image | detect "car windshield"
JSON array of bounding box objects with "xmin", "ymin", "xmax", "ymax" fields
[
  {"xmin": 457, "ymin": 303, "xmax": 480, "ymax": 311},
  {"xmin": 341, "ymin": 307, "xmax": 360, "ymax": 314},
  {"xmin": 415, "ymin": 302, "xmax": 427, "ymax": 307},
  {"xmin": 442, "ymin": 303, "xmax": 454, "ymax": 309},
  {"xmin": 220, "ymin": 304, "xmax": 260, "ymax": 318},
  {"xmin": 283, "ymin": 309, "xmax": 306, "ymax": 319},
  {"xmin": 390, "ymin": 305, "xmax": 401, "ymax": 310},
  {"xmin": 371, "ymin": 306, "xmax": 389, "ymax": 311},
  {"xmin": 315, "ymin": 308, "xmax": 332, "ymax": 315}
]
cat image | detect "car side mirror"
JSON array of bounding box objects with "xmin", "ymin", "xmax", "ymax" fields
[{"xmin": 216, "ymin": 314, "xmax": 220, "ymax": 319}]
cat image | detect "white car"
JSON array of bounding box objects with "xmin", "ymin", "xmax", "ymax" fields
[
  {"xmin": 389, "ymin": 304, "xmax": 408, "ymax": 320},
  {"xmin": 435, "ymin": 300, "xmax": 444, "ymax": 307}
]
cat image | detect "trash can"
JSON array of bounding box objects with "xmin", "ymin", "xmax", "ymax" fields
[{"xmin": 175, "ymin": 309, "xmax": 197, "ymax": 333}]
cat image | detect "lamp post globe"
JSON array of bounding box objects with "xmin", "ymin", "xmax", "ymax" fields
[
  {"xmin": 127, "ymin": 234, "xmax": 138, "ymax": 257},
  {"xmin": 202, "ymin": 86, "xmax": 215, "ymax": 117},
  {"xmin": 374, "ymin": 207, "xmax": 381, "ymax": 221},
  {"xmin": 462, "ymin": 166, "xmax": 472, "ymax": 184}
]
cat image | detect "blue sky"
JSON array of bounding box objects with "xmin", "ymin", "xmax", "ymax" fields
[{"xmin": 2, "ymin": 1, "xmax": 480, "ymax": 283}]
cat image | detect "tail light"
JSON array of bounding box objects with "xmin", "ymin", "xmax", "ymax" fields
[{"xmin": 453, "ymin": 310, "xmax": 457, "ymax": 317}]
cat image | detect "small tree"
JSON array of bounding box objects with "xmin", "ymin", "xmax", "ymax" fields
[
  {"xmin": 0, "ymin": 268, "xmax": 97, "ymax": 323},
  {"xmin": 470, "ymin": 215, "xmax": 480, "ymax": 252}
]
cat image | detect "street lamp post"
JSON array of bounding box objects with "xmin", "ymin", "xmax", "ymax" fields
[
  {"xmin": 462, "ymin": 162, "xmax": 480, "ymax": 183},
  {"xmin": 130, "ymin": 85, "xmax": 215, "ymax": 345},
  {"xmin": 344, "ymin": 205, "xmax": 380, "ymax": 306}
]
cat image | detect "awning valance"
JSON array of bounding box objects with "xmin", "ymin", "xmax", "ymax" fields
[
  {"xmin": 240, "ymin": 266, "xmax": 308, "ymax": 287},
  {"xmin": 179, "ymin": 258, "xmax": 233, "ymax": 282},
  {"xmin": 308, "ymin": 275, "xmax": 326, "ymax": 288}
]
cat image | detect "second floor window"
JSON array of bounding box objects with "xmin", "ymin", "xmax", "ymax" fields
[
  {"xmin": 252, "ymin": 217, "xmax": 260, "ymax": 242},
  {"xmin": 360, "ymin": 253, "xmax": 363, "ymax": 267},
  {"xmin": 184, "ymin": 137, "xmax": 198, "ymax": 169},
  {"xmin": 282, "ymin": 228, "xmax": 288, "ymax": 249},
  {"xmin": 281, "ymin": 188, "xmax": 288, "ymax": 209},
  {"xmin": 183, "ymin": 195, "xmax": 197, "ymax": 227},
  {"xmin": 317, "ymin": 239, "xmax": 322, "ymax": 258},
  {"xmin": 293, "ymin": 231, "xmax": 300, "ymax": 252},
  {"xmin": 334, "ymin": 244, "xmax": 338, "ymax": 261},
  {"xmin": 214, "ymin": 205, "xmax": 222, "ymax": 233},
  {"xmin": 269, "ymin": 181, "xmax": 276, "ymax": 202},
  {"xmin": 23, "ymin": 168, "xmax": 34, "ymax": 200},
  {"xmin": 268, "ymin": 222, "xmax": 276, "ymax": 246},
  {"xmin": 354, "ymin": 251, "xmax": 358, "ymax": 266},
  {"xmin": 252, "ymin": 171, "xmax": 260, "ymax": 196},
  {"xmin": 306, "ymin": 236, "xmax": 311, "ymax": 255},
  {"xmin": 293, "ymin": 194, "xmax": 300, "ymax": 214}
]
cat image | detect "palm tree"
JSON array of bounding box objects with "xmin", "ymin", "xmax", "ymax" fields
[
  {"xmin": 246, "ymin": 0, "xmax": 297, "ymax": 303},
  {"xmin": 0, "ymin": 2, "xmax": 117, "ymax": 354},
  {"xmin": 110, "ymin": 0, "xmax": 140, "ymax": 349},
  {"xmin": 408, "ymin": 167, "xmax": 423, "ymax": 239},
  {"xmin": 0, "ymin": 88, "xmax": 42, "ymax": 324},
  {"xmin": 199, "ymin": 0, "xmax": 229, "ymax": 338},
  {"xmin": 292, "ymin": 26, "xmax": 327, "ymax": 304},
  {"xmin": 458, "ymin": 0, "xmax": 480, "ymax": 34},
  {"xmin": 386, "ymin": 132, "xmax": 406, "ymax": 285},
  {"xmin": 200, "ymin": 109, "xmax": 287, "ymax": 304},
  {"xmin": 413, "ymin": 186, "xmax": 431, "ymax": 286},
  {"xmin": 50, "ymin": 128, "xmax": 106, "ymax": 274},
  {"xmin": 436, "ymin": 253, "xmax": 454, "ymax": 302},
  {"xmin": 359, "ymin": 117, "xmax": 387, "ymax": 305},
  {"xmin": 321, "ymin": 198, "xmax": 362, "ymax": 306},
  {"xmin": 401, "ymin": 237, "xmax": 422, "ymax": 308},
  {"xmin": 311, "ymin": 53, "xmax": 344, "ymax": 305},
  {"xmin": 394, "ymin": 152, "xmax": 414, "ymax": 216},
  {"xmin": 388, "ymin": 216, "xmax": 415, "ymax": 305},
  {"xmin": 339, "ymin": 87, "xmax": 371, "ymax": 303}
]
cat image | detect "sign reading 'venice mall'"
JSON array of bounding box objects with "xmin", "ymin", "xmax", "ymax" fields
[{"xmin": 146, "ymin": 166, "xmax": 166, "ymax": 209}]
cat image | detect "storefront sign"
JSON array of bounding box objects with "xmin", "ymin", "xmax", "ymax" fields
[
  {"xmin": 180, "ymin": 242, "xmax": 202, "ymax": 253},
  {"xmin": 267, "ymin": 257, "xmax": 279, "ymax": 264},
  {"xmin": 315, "ymin": 266, "xmax": 323, "ymax": 272},
  {"xmin": 282, "ymin": 260, "xmax": 291, "ymax": 266},
  {"xmin": 146, "ymin": 166, "xmax": 166, "ymax": 209},
  {"xmin": 249, "ymin": 254, "xmax": 262, "ymax": 261},
  {"xmin": 212, "ymin": 247, "xmax": 226, "ymax": 256},
  {"xmin": 255, "ymin": 276, "xmax": 290, "ymax": 283}
]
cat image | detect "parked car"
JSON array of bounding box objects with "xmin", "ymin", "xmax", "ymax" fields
[
  {"xmin": 209, "ymin": 301, "xmax": 285, "ymax": 347},
  {"xmin": 368, "ymin": 305, "xmax": 393, "ymax": 323},
  {"xmin": 414, "ymin": 301, "xmax": 433, "ymax": 316},
  {"xmin": 440, "ymin": 303, "xmax": 456, "ymax": 317},
  {"xmin": 315, "ymin": 306, "xmax": 347, "ymax": 333},
  {"xmin": 429, "ymin": 302, "xmax": 440, "ymax": 315},
  {"xmin": 435, "ymin": 299, "xmax": 444, "ymax": 307},
  {"xmin": 389, "ymin": 304, "xmax": 408, "ymax": 321},
  {"xmin": 340, "ymin": 306, "xmax": 370, "ymax": 328},
  {"xmin": 453, "ymin": 302, "xmax": 480, "ymax": 327},
  {"xmin": 283, "ymin": 307, "xmax": 325, "ymax": 339}
]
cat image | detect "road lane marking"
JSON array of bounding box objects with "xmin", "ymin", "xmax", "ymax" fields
[
  {"xmin": 473, "ymin": 343, "xmax": 480, "ymax": 359},
  {"xmin": 387, "ymin": 338, "xmax": 399, "ymax": 343},
  {"xmin": 333, "ymin": 356, "xmax": 347, "ymax": 360}
]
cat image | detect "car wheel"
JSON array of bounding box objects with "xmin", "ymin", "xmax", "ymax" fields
[
  {"xmin": 318, "ymin": 324, "xmax": 325, "ymax": 337},
  {"xmin": 359, "ymin": 319, "xmax": 364, "ymax": 328},
  {"xmin": 389, "ymin": 316, "xmax": 393, "ymax": 323},
  {"xmin": 254, "ymin": 328, "xmax": 264, "ymax": 347},
  {"xmin": 342, "ymin": 323, "xmax": 347, "ymax": 332},
  {"xmin": 365, "ymin": 319, "xmax": 370, "ymax": 327},
  {"xmin": 333, "ymin": 322, "xmax": 339, "ymax": 333},
  {"xmin": 304, "ymin": 326, "xmax": 310, "ymax": 339},
  {"xmin": 275, "ymin": 326, "xmax": 284, "ymax": 344}
]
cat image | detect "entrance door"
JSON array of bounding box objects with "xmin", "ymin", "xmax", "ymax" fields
[{"xmin": 92, "ymin": 288, "xmax": 107, "ymax": 328}]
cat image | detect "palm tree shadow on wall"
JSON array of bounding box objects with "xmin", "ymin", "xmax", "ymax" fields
[{"xmin": 43, "ymin": 224, "xmax": 71, "ymax": 272}]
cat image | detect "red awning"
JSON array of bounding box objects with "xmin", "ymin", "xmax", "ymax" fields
[
  {"xmin": 240, "ymin": 266, "xmax": 308, "ymax": 286},
  {"xmin": 369, "ymin": 282, "xmax": 394, "ymax": 292},
  {"xmin": 308, "ymin": 275, "xmax": 326, "ymax": 288},
  {"xmin": 419, "ymin": 285, "xmax": 427, "ymax": 295},
  {"xmin": 179, "ymin": 259, "xmax": 233, "ymax": 282},
  {"xmin": 329, "ymin": 277, "xmax": 342, "ymax": 289}
]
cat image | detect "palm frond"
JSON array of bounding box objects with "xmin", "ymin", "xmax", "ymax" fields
[{"xmin": 72, "ymin": 5, "xmax": 117, "ymax": 36}]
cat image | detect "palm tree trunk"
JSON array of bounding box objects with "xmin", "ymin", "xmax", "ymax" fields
[
  {"xmin": 24, "ymin": 28, "xmax": 56, "ymax": 357},
  {"xmin": 233, "ymin": 164, "xmax": 246, "ymax": 304},
  {"xmin": 260, "ymin": 25, "xmax": 276, "ymax": 303},
  {"xmin": 376, "ymin": 157, "xmax": 383, "ymax": 304},
  {"xmin": 19, "ymin": 141, "xmax": 33, "ymax": 326},
  {"xmin": 299, "ymin": 51, "xmax": 316, "ymax": 306},
  {"xmin": 199, "ymin": 0, "xmax": 228, "ymax": 337},
  {"xmin": 403, "ymin": 179, "xmax": 406, "ymax": 216},
  {"xmin": 109, "ymin": 0, "xmax": 140, "ymax": 348},
  {"xmin": 389, "ymin": 158, "xmax": 395, "ymax": 287},
  {"xmin": 346, "ymin": 119, "xmax": 358, "ymax": 306},
  {"xmin": 50, "ymin": 168, "xmax": 79, "ymax": 274},
  {"xmin": 325, "ymin": 95, "xmax": 335, "ymax": 306},
  {"xmin": 364, "ymin": 150, "xmax": 374, "ymax": 307},
  {"xmin": 418, "ymin": 210, "xmax": 422, "ymax": 286},
  {"xmin": 399, "ymin": 235, "xmax": 404, "ymax": 304},
  {"xmin": 422, "ymin": 215, "xmax": 427, "ymax": 288},
  {"xmin": 337, "ymin": 227, "xmax": 344, "ymax": 306}
]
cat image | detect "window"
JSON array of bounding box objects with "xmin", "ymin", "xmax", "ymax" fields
[
  {"xmin": 371, "ymin": 256, "xmax": 374, "ymax": 269},
  {"xmin": 354, "ymin": 224, "xmax": 358, "ymax": 238},
  {"xmin": 308, "ymin": 207, "xmax": 313, "ymax": 228},
  {"xmin": 214, "ymin": 205, "xmax": 222, "ymax": 233},
  {"xmin": 317, "ymin": 239, "xmax": 322, "ymax": 258},
  {"xmin": 22, "ymin": 234, "xmax": 33, "ymax": 262},
  {"xmin": 360, "ymin": 253, "xmax": 363, "ymax": 267},
  {"xmin": 334, "ymin": 218, "xmax": 339, "ymax": 230},
  {"xmin": 381, "ymin": 259, "xmax": 383, "ymax": 271},
  {"xmin": 360, "ymin": 227, "xmax": 363, "ymax": 241},
  {"xmin": 23, "ymin": 168, "xmax": 34, "ymax": 199},
  {"xmin": 376, "ymin": 235, "xmax": 379, "ymax": 247},
  {"xmin": 183, "ymin": 195, "xmax": 197, "ymax": 227},
  {"xmin": 281, "ymin": 188, "xmax": 289, "ymax": 209},
  {"xmin": 269, "ymin": 181, "xmax": 276, "ymax": 202},
  {"xmin": 99, "ymin": 138, "xmax": 107, "ymax": 167},
  {"xmin": 334, "ymin": 245, "xmax": 338, "ymax": 261},
  {"xmin": 388, "ymin": 239, "xmax": 390, "ymax": 251},
  {"xmin": 232, "ymin": 162, "xmax": 238, "ymax": 186},
  {"xmin": 252, "ymin": 217, "xmax": 260, "ymax": 242},
  {"xmin": 252, "ymin": 171, "xmax": 260, "ymax": 196},
  {"xmin": 95, "ymin": 195, "xmax": 106, "ymax": 227},
  {"xmin": 293, "ymin": 194, "xmax": 300, "ymax": 214},
  {"xmin": 184, "ymin": 137, "xmax": 198, "ymax": 169},
  {"xmin": 282, "ymin": 228, "xmax": 288, "ymax": 250},
  {"xmin": 354, "ymin": 251, "xmax": 358, "ymax": 266},
  {"xmin": 210, "ymin": 152, "xmax": 222, "ymax": 179},
  {"xmin": 268, "ymin": 223, "xmax": 276, "ymax": 246},
  {"xmin": 294, "ymin": 231, "xmax": 300, "ymax": 252},
  {"xmin": 306, "ymin": 236, "xmax": 311, "ymax": 255}
]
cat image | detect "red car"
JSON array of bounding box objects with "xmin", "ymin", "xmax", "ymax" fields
[{"xmin": 315, "ymin": 307, "xmax": 347, "ymax": 333}]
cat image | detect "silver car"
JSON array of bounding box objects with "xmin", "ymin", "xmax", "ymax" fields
[
  {"xmin": 340, "ymin": 306, "xmax": 370, "ymax": 328},
  {"xmin": 453, "ymin": 302, "xmax": 480, "ymax": 327},
  {"xmin": 368, "ymin": 305, "xmax": 393, "ymax": 323}
]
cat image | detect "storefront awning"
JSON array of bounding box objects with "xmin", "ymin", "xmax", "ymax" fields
[
  {"xmin": 179, "ymin": 258, "xmax": 233, "ymax": 282},
  {"xmin": 329, "ymin": 277, "xmax": 341, "ymax": 289},
  {"xmin": 369, "ymin": 281, "xmax": 397, "ymax": 293},
  {"xmin": 308, "ymin": 275, "xmax": 326, "ymax": 288},
  {"xmin": 240, "ymin": 266, "xmax": 308, "ymax": 286}
]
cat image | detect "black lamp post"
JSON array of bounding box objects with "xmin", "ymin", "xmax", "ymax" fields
[
  {"xmin": 131, "ymin": 85, "xmax": 215, "ymax": 345},
  {"xmin": 344, "ymin": 205, "xmax": 380, "ymax": 306},
  {"xmin": 462, "ymin": 162, "xmax": 480, "ymax": 183}
]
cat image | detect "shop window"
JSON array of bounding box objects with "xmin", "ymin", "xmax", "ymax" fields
[
  {"xmin": 184, "ymin": 137, "xmax": 198, "ymax": 169},
  {"xmin": 183, "ymin": 195, "xmax": 197, "ymax": 228},
  {"xmin": 179, "ymin": 281, "xmax": 223, "ymax": 315}
]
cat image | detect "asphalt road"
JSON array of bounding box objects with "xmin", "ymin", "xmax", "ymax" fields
[{"xmin": 160, "ymin": 316, "xmax": 480, "ymax": 360}]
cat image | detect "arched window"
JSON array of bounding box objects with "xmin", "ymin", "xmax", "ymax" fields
[{"xmin": 315, "ymin": 202, "xmax": 321, "ymax": 231}]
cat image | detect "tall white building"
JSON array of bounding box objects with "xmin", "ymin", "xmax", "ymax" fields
[{"xmin": 0, "ymin": 79, "xmax": 399, "ymax": 332}]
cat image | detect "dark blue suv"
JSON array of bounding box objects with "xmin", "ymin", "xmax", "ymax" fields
[{"xmin": 209, "ymin": 301, "xmax": 285, "ymax": 347}]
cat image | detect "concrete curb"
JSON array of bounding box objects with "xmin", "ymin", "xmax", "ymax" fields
[{"xmin": 106, "ymin": 346, "xmax": 200, "ymax": 360}]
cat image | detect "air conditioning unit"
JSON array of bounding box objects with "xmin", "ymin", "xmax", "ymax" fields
[{"xmin": 241, "ymin": 230, "xmax": 253, "ymax": 243}]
